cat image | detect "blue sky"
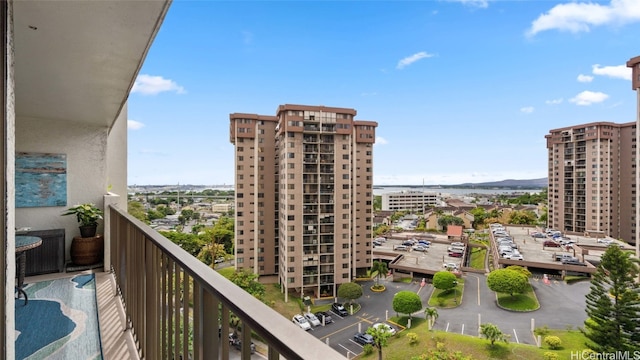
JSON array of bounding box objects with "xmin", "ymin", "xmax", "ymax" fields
[{"xmin": 127, "ymin": 0, "xmax": 640, "ymax": 186}]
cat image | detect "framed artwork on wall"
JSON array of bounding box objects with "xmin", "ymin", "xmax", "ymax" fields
[{"xmin": 16, "ymin": 152, "xmax": 67, "ymax": 208}]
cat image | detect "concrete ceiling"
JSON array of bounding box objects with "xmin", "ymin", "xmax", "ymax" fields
[{"xmin": 13, "ymin": 0, "xmax": 171, "ymax": 128}]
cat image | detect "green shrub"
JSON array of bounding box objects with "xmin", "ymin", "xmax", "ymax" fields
[
  {"xmin": 363, "ymin": 344, "xmax": 374, "ymax": 355},
  {"xmin": 544, "ymin": 335, "xmax": 562, "ymax": 350},
  {"xmin": 535, "ymin": 325, "xmax": 550, "ymax": 336},
  {"xmin": 406, "ymin": 332, "xmax": 419, "ymax": 345},
  {"xmin": 543, "ymin": 351, "xmax": 559, "ymax": 360}
]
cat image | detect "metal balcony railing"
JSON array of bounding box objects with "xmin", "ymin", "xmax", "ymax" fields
[{"xmin": 108, "ymin": 205, "xmax": 343, "ymax": 360}]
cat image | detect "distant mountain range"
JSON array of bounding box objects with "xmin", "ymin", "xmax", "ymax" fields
[
  {"xmin": 454, "ymin": 178, "xmax": 548, "ymax": 188},
  {"xmin": 375, "ymin": 178, "xmax": 548, "ymax": 189}
]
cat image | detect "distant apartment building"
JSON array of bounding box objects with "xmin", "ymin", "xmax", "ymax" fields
[
  {"xmin": 381, "ymin": 191, "xmax": 438, "ymax": 211},
  {"xmin": 211, "ymin": 203, "xmax": 232, "ymax": 213},
  {"xmin": 545, "ymin": 122, "xmax": 636, "ymax": 245},
  {"xmin": 230, "ymin": 104, "xmax": 378, "ymax": 299}
]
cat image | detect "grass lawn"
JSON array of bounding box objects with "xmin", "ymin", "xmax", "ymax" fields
[
  {"xmin": 216, "ymin": 266, "xmax": 235, "ymax": 279},
  {"xmin": 428, "ymin": 279, "xmax": 464, "ymax": 308},
  {"xmin": 469, "ymin": 247, "xmax": 487, "ymax": 270},
  {"xmin": 538, "ymin": 329, "xmax": 592, "ymax": 357},
  {"xmin": 217, "ymin": 266, "xmax": 590, "ymax": 359},
  {"xmin": 496, "ymin": 283, "xmax": 539, "ymax": 311},
  {"xmin": 357, "ymin": 318, "xmax": 591, "ymax": 359}
]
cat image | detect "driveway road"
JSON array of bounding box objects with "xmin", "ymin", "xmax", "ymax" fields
[
  {"xmin": 431, "ymin": 272, "xmax": 589, "ymax": 345},
  {"xmin": 310, "ymin": 274, "xmax": 590, "ymax": 349}
]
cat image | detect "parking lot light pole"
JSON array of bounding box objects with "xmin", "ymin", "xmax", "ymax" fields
[{"xmin": 453, "ymin": 280, "xmax": 458, "ymax": 304}]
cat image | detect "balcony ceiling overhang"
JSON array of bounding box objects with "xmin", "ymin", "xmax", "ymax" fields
[{"xmin": 13, "ymin": 0, "xmax": 171, "ymax": 128}]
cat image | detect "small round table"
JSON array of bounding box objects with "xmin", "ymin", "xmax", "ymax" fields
[{"xmin": 15, "ymin": 236, "xmax": 42, "ymax": 305}]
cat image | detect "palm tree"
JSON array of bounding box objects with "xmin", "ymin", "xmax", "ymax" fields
[
  {"xmin": 424, "ymin": 307, "xmax": 439, "ymax": 330},
  {"xmin": 370, "ymin": 260, "xmax": 389, "ymax": 286}
]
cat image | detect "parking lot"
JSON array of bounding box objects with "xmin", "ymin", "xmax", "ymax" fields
[
  {"xmin": 302, "ymin": 274, "xmax": 590, "ymax": 355},
  {"xmin": 305, "ymin": 279, "xmax": 431, "ymax": 358},
  {"xmin": 373, "ymin": 233, "xmax": 465, "ymax": 274},
  {"xmin": 492, "ymin": 225, "xmax": 627, "ymax": 268}
]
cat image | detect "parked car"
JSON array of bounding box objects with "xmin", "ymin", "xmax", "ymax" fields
[
  {"xmin": 292, "ymin": 314, "xmax": 311, "ymax": 330},
  {"xmin": 531, "ymin": 232, "xmax": 546, "ymax": 238},
  {"xmin": 394, "ymin": 245, "xmax": 409, "ymax": 251},
  {"xmin": 374, "ymin": 237, "xmax": 387, "ymax": 242},
  {"xmin": 353, "ymin": 332, "xmax": 375, "ymax": 345},
  {"xmin": 418, "ymin": 240, "xmax": 431, "ymax": 246},
  {"xmin": 448, "ymin": 251, "xmax": 463, "ymax": 258},
  {"xmin": 559, "ymin": 239, "xmax": 576, "ymax": 246},
  {"xmin": 331, "ymin": 302, "xmax": 348, "ymax": 316},
  {"xmin": 562, "ymin": 259, "xmax": 586, "ymax": 266},
  {"xmin": 229, "ymin": 333, "xmax": 256, "ymax": 353},
  {"xmin": 451, "ymin": 242, "xmax": 464, "ymax": 247},
  {"xmin": 497, "ymin": 241, "xmax": 517, "ymax": 249},
  {"xmin": 504, "ymin": 253, "xmax": 524, "ymax": 260},
  {"xmin": 443, "ymin": 262, "xmax": 459, "ymax": 270},
  {"xmin": 402, "ymin": 240, "xmax": 414, "ymax": 246},
  {"xmin": 314, "ymin": 311, "xmax": 333, "ymax": 324},
  {"xmin": 304, "ymin": 312, "xmax": 321, "ymax": 327},
  {"xmin": 597, "ymin": 238, "xmax": 613, "ymax": 245},
  {"xmin": 412, "ymin": 245, "xmax": 428, "ymax": 252},
  {"xmin": 371, "ymin": 322, "xmax": 396, "ymax": 335},
  {"xmin": 555, "ymin": 254, "xmax": 577, "ymax": 262},
  {"xmin": 543, "ymin": 240, "xmax": 561, "ymax": 248}
]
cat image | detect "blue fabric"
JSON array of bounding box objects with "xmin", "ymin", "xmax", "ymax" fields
[
  {"xmin": 15, "ymin": 300, "xmax": 76, "ymax": 359},
  {"xmin": 15, "ymin": 274, "xmax": 102, "ymax": 359}
]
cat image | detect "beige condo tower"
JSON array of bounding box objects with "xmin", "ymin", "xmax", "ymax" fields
[
  {"xmin": 230, "ymin": 104, "xmax": 378, "ymax": 300},
  {"xmin": 545, "ymin": 122, "xmax": 636, "ymax": 245}
]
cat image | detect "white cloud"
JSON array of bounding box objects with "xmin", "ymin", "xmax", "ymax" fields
[
  {"xmin": 375, "ymin": 136, "xmax": 389, "ymax": 145},
  {"xmin": 592, "ymin": 64, "xmax": 631, "ymax": 80},
  {"xmin": 520, "ymin": 106, "xmax": 534, "ymax": 114},
  {"xmin": 569, "ymin": 91, "xmax": 609, "ymax": 106},
  {"xmin": 128, "ymin": 120, "xmax": 145, "ymax": 130},
  {"xmin": 445, "ymin": 0, "xmax": 489, "ymax": 9},
  {"xmin": 526, "ymin": 0, "xmax": 640, "ymax": 37},
  {"xmin": 397, "ymin": 52, "xmax": 435, "ymax": 69},
  {"xmin": 132, "ymin": 74, "xmax": 185, "ymax": 95},
  {"xmin": 577, "ymin": 74, "xmax": 594, "ymax": 83},
  {"xmin": 545, "ymin": 98, "xmax": 563, "ymax": 105}
]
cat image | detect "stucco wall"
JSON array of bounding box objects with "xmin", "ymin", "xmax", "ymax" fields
[
  {"xmin": 15, "ymin": 117, "xmax": 110, "ymax": 261},
  {"xmin": 107, "ymin": 102, "xmax": 128, "ymax": 210}
]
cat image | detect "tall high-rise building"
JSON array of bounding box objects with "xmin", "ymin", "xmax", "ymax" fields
[
  {"xmin": 230, "ymin": 104, "xmax": 378, "ymax": 299},
  {"xmin": 545, "ymin": 122, "xmax": 636, "ymax": 245}
]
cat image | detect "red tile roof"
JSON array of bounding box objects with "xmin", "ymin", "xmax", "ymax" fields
[{"xmin": 447, "ymin": 225, "xmax": 464, "ymax": 237}]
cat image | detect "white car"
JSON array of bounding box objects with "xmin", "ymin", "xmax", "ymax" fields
[
  {"xmin": 303, "ymin": 312, "xmax": 321, "ymax": 327},
  {"xmin": 504, "ymin": 253, "xmax": 524, "ymax": 260},
  {"xmin": 371, "ymin": 322, "xmax": 396, "ymax": 335},
  {"xmin": 292, "ymin": 314, "xmax": 311, "ymax": 330},
  {"xmin": 597, "ymin": 238, "xmax": 613, "ymax": 245},
  {"xmin": 443, "ymin": 262, "xmax": 459, "ymax": 270}
]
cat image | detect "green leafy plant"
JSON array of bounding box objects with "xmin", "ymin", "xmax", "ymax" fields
[
  {"xmin": 406, "ymin": 332, "xmax": 419, "ymax": 345},
  {"xmin": 62, "ymin": 203, "xmax": 103, "ymax": 227},
  {"xmin": 544, "ymin": 335, "xmax": 562, "ymax": 350}
]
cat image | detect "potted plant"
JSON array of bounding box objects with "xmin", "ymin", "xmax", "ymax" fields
[
  {"xmin": 62, "ymin": 203, "xmax": 103, "ymax": 238},
  {"xmin": 62, "ymin": 203, "xmax": 104, "ymax": 266}
]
